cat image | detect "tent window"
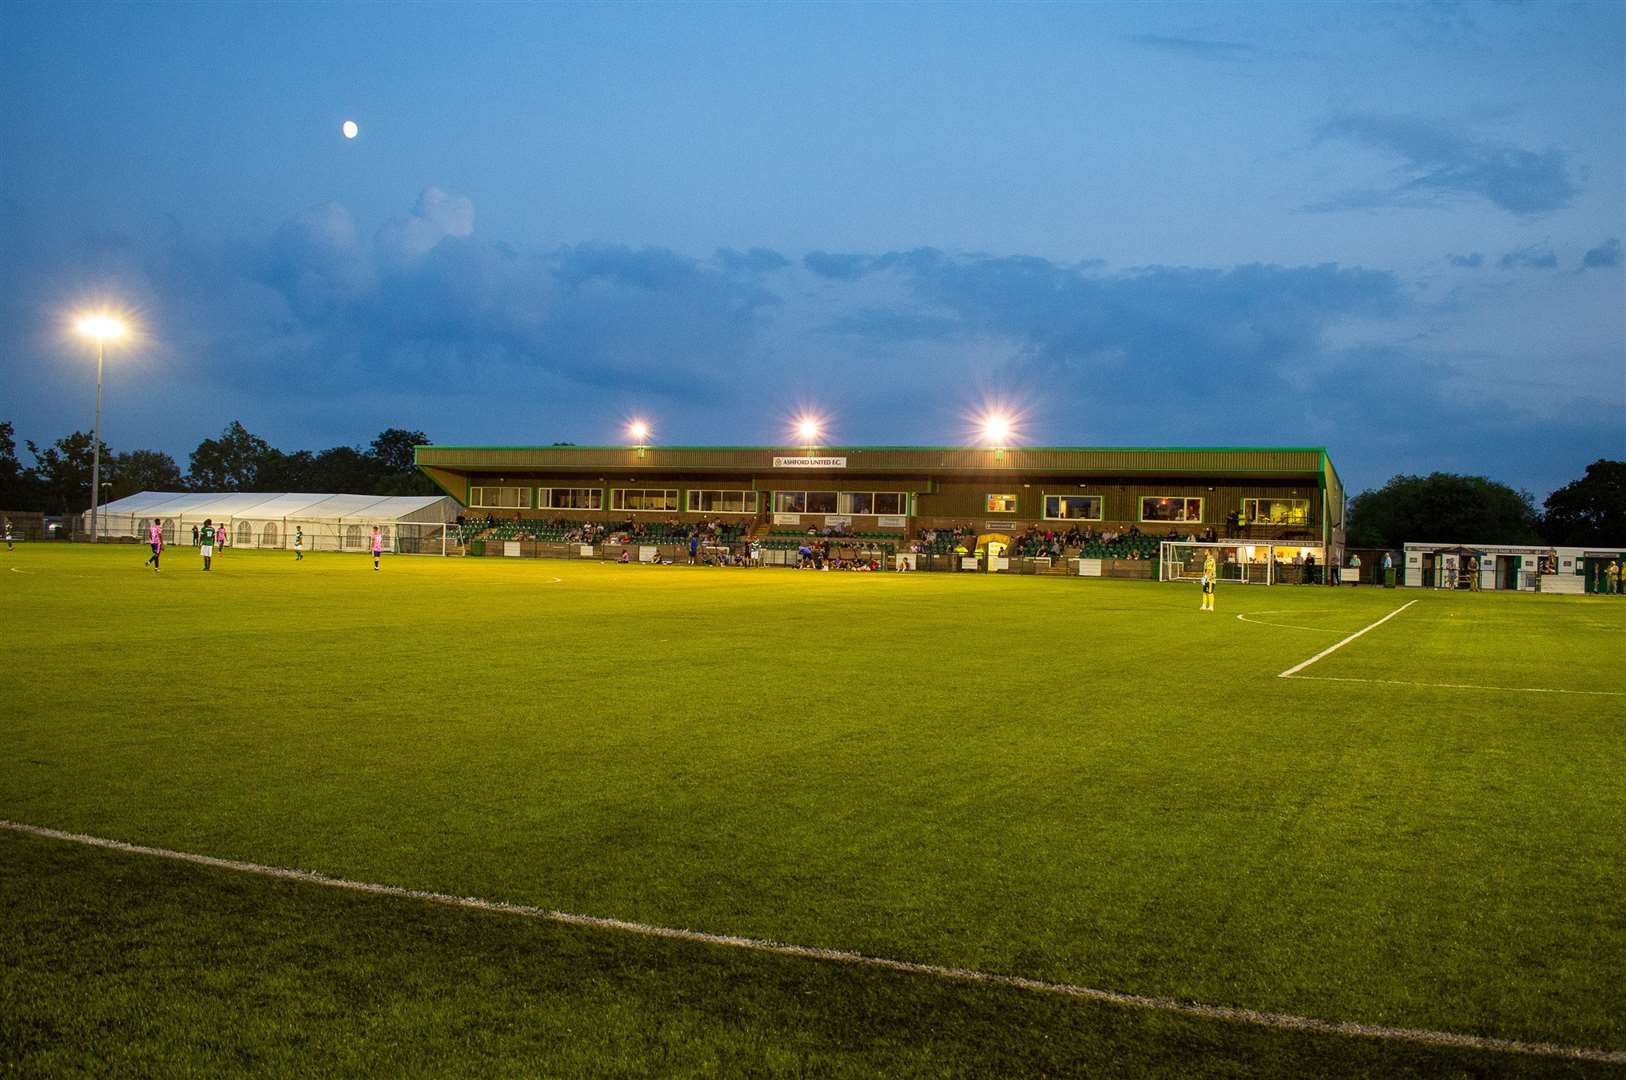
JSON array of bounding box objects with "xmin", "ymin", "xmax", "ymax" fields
[
  {"xmin": 345, "ymin": 524, "xmax": 365, "ymax": 549},
  {"xmin": 236, "ymin": 521, "xmax": 253, "ymax": 545},
  {"xmin": 261, "ymin": 522, "xmax": 279, "ymax": 548}
]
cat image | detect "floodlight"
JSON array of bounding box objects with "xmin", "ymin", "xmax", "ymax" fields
[
  {"xmin": 76, "ymin": 314, "xmax": 127, "ymax": 341},
  {"xmin": 797, "ymin": 417, "xmax": 820, "ymax": 442},
  {"xmin": 628, "ymin": 420, "xmax": 650, "ymax": 444}
]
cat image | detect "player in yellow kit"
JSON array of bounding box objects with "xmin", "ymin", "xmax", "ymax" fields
[{"xmin": 1201, "ymin": 552, "xmax": 1217, "ymax": 612}]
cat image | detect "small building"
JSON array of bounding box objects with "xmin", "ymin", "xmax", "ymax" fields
[
  {"xmin": 1401, "ymin": 542, "xmax": 1625, "ymax": 594},
  {"xmin": 83, "ymin": 491, "xmax": 461, "ymax": 553}
]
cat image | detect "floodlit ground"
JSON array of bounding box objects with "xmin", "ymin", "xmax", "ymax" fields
[{"xmin": 2, "ymin": 545, "xmax": 1622, "ymax": 1077}]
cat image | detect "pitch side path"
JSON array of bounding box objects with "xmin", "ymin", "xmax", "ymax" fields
[{"xmin": 3, "ymin": 546, "xmax": 1623, "ymax": 1076}]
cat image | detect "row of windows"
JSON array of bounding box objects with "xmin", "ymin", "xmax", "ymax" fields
[
  {"xmin": 470, "ymin": 485, "xmax": 1310, "ymax": 524},
  {"xmin": 985, "ymin": 494, "xmax": 1311, "ymax": 524},
  {"xmin": 470, "ymin": 486, "xmax": 763, "ymax": 513},
  {"xmin": 772, "ymin": 491, "xmax": 907, "ymax": 515}
]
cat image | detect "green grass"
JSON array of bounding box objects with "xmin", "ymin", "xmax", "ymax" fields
[{"xmin": 2, "ymin": 544, "xmax": 1623, "ymax": 1076}]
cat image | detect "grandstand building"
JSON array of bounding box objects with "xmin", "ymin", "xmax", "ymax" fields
[{"xmin": 416, "ymin": 445, "xmax": 1346, "ymax": 567}]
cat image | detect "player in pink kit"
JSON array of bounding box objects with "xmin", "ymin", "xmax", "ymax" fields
[
  {"xmin": 143, "ymin": 518, "xmax": 164, "ymax": 571},
  {"xmin": 370, "ymin": 526, "xmax": 383, "ymax": 571}
]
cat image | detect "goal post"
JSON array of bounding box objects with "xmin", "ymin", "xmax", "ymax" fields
[{"xmin": 1159, "ymin": 541, "xmax": 1274, "ymax": 585}]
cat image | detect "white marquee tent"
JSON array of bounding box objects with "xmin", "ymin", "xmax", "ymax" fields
[{"xmin": 84, "ymin": 491, "xmax": 461, "ymax": 553}]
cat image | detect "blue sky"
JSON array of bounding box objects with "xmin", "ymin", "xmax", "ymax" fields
[{"xmin": 1, "ymin": 1, "xmax": 1620, "ymax": 497}]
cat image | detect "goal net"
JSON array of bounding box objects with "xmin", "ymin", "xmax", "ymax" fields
[{"xmin": 1159, "ymin": 541, "xmax": 1273, "ymax": 585}]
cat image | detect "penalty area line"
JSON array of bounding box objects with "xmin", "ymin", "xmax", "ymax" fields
[
  {"xmin": 1278, "ymin": 599, "xmax": 1418, "ymax": 679},
  {"xmin": 2, "ymin": 820, "xmax": 1622, "ymax": 1065}
]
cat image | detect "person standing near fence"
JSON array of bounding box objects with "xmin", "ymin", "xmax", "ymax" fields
[
  {"xmin": 4, "ymin": 518, "xmax": 12, "ymax": 551},
  {"xmin": 294, "ymin": 526, "xmax": 304, "ymax": 561},
  {"xmin": 199, "ymin": 519, "xmax": 215, "ymax": 571},
  {"xmin": 371, "ymin": 526, "xmax": 383, "ymax": 571},
  {"xmin": 144, "ymin": 518, "xmax": 163, "ymax": 571}
]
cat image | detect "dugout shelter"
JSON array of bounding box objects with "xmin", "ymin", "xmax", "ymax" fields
[
  {"xmin": 416, "ymin": 444, "xmax": 1346, "ymax": 569},
  {"xmin": 83, "ymin": 491, "xmax": 460, "ymax": 553}
]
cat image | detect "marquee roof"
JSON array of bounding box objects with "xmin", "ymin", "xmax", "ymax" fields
[{"xmin": 90, "ymin": 491, "xmax": 458, "ymax": 524}]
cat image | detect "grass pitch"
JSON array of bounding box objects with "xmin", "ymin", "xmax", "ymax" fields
[{"xmin": 2, "ymin": 545, "xmax": 1622, "ymax": 1076}]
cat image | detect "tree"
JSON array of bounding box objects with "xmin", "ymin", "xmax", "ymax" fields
[
  {"xmin": 307, "ymin": 445, "xmax": 382, "ymax": 493},
  {"xmin": 0, "ymin": 421, "xmax": 34, "ymax": 509},
  {"xmin": 108, "ymin": 449, "xmax": 184, "ymax": 499},
  {"xmin": 1542, "ymin": 460, "xmax": 1626, "ymax": 545},
  {"xmin": 369, "ymin": 428, "xmax": 427, "ymax": 475},
  {"xmin": 187, "ymin": 421, "xmax": 275, "ymax": 491},
  {"xmin": 25, "ymin": 431, "xmax": 112, "ymax": 515},
  {"xmin": 1347, "ymin": 472, "xmax": 1542, "ymax": 549},
  {"xmin": 368, "ymin": 427, "xmax": 437, "ymax": 495}
]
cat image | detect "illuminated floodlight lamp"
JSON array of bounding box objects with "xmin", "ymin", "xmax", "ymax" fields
[
  {"xmin": 796, "ymin": 417, "xmax": 820, "ymax": 444},
  {"xmin": 983, "ymin": 415, "xmax": 1011, "ymax": 445},
  {"xmin": 628, "ymin": 419, "xmax": 651, "ymax": 458},
  {"xmin": 76, "ymin": 314, "xmax": 127, "ymax": 341}
]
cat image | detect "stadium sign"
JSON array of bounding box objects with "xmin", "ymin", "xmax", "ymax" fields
[{"xmin": 773, "ymin": 456, "xmax": 847, "ymax": 468}]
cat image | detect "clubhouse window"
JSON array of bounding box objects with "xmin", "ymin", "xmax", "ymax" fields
[
  {"xmin": 687, "ymin": 490, "xmax": 761, "ymax": 514},
  {"xmin": 774, "ymin": 491, "xmax": 838, "ymax": 514},
  {"xmin": 612, "ymin": 488, "xmax": 680, "ymax": 512},
  {"xmin": 1140, "ymin": 496, "xmax": 1203, "ymax": 523},
  {"xmin": 544, "ymin": 488, "xmax": 603, "ymax": 510},
  {"xmin": 836, "ymin": 492, "xmax": 907, "ymax": 515},
  {"xmin": 1241, "ymin": 498, "xmax": 1309, "ymax": 526},
  {"xmin": 1043, "ymin": 495, "xmax": 1103, "ymax": 521},
  {"xmin": 986, "ymin": 493, "xmax": 1017, "ymax": 514},
  {"xmin": 469, "ymin": 486, "xmax": 530, "ymax": 509}
]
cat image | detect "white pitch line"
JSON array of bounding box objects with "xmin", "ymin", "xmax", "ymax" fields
[
  {"xmin": 1285, "ymin": 674, "xmax": 1626, "ymax": 697},
  {"xmin": 1236, "ymin": 612, "xmax": 1343, "ymax": 634},
  {"xmin": 1278, "ymin": 599, "xmax": 1418, "ymax": 679},
  {"xmin": 2, "ymin": 819, "xmax": 1621, "ymax": 1066}
]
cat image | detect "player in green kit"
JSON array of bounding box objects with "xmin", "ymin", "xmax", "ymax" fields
[
  {"xmin": 200, "ymin": 519, "xmax": 216, "ymax": 571},
  {"xmin": 294, "ymin": 526, "xmax": 304, "ymax": 561}
]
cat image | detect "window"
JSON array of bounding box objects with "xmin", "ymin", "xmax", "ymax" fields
[
  {"xmin": 1044, "ymin": 495, "xmax": 1103, "ymax": 520},
  {"xmin": 611, "ymin": 488, "xmax": 679, "ymax": 512},
  {"xmin": 986, "ymin": 493, "xmax": 1017, "ymax": 514},
  {"xmin": 469, "ymin": 486, "xmax": 530, "ymax": 509},
  {"xmin": 829, "ymin": 491, "xmax": 908, "ymax": 515},
  {"xmin": 544, "ymin": 488, "xmax": 603, "ymax": 510},
  {"xmin": 1241, "ymin": 498, "xmax": 1309, "ymax": 526},
  {"xmin": 873, "ymin": 492, "xmax": 906, "ymax": 515},
  {"xmin": 773, "ymin": 491, "xmax": 806, "ymax": 513},
  {"xmin": 260, "ymin": 522, "xmax": 279, "ymax": 548},
  {"xmin": 687, "ymin": 490, "xmax": 761, "ymax": 513},
  {"xmin": 1140, "ymin": 496, "xmax": 1203, "ymax": 523},
  {"xmin": 806, "ymin": 491, "xmax": 838, "ymax": 514}
]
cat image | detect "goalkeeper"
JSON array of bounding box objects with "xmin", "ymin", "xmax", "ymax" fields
[{"xmin": 1201, "ymin": 552, "xmax": 1217, "ymax": 613}]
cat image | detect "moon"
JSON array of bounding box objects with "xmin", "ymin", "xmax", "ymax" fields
[{"xmin": 341, "ymin": 120, "xmax": 358, "ymax": 140}]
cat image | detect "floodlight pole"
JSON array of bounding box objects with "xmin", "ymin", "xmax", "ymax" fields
[{"xmin": 89, "ymin": 338, "xmax": 104, "ymax": 543}]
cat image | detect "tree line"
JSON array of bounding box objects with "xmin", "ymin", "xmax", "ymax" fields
[
  {"xmin": 0, "ymin": 420, "xmax": 439, "ymax": 515},
  {"xmin": 1344, "ymin": 461, "xmax": 1624, "ymax": 549}
]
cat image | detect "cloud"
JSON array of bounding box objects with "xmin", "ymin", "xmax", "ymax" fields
[
  {"xmin": 1128, "ymin": 33, "xmax": 1258, "ymax": 62},
  {"xmin": 1313, "ymin": 113, "xmax": 1578, "ymax": 215},
  {"xmin": 1581, "ymin": 238, "xmax": 1620, "ymax": 269},
  {"xmin": 716, "ymin": 247, "xmax": 790, "ymax": 275},
  {"xmin": 375, "ymin": 186, "xmax": 474, "ymax": 264},
  {"xmin": 1499, "ymin": 244, "xmax": 1558, "ymax": 270},
  {"xmin": 803, "ymin": 251, "xmax": 873, "ymax": 281},
  {"xmin": 2, "ymin": 199, "xmax": 1616, "ymax": 499},
  {"xmin": 1448, "ymin": 253, "xmax": 1484, "ymax": 268}
]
